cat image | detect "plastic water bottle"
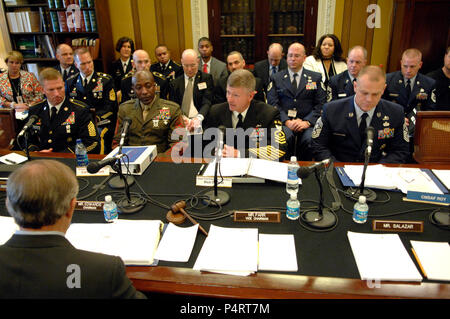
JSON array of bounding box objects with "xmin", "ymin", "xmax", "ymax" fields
[
  {"xmin": 286, "ymin": 156, "xmax": 299, "ymax": 195},
  {"xmin": 286, "ymin": 193, "xmax": 300, "ymax": 220},
  {"xmin": 75, "ymin": 139, "xmax": 89, "ymax": 167},
  {"xmin": 103, "ymin": 195, "xmax": 119, "ymax": 223},
  {"xmin": 353, "ymin": 195, "xmax": 369, "ymax": 224}
]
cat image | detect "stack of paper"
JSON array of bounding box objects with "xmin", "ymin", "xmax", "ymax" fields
[
  {"xmin": 411, "ymin": 241, "xmax": 450, "ymax": 281},
  {"xmin": 66, "ymin": 219, "xmax": 163, "ymax": 265},
  {"xmin": 347, "ymin": 231, "xmax": 422, "ymax": 282},
  {"xmin": 0, "ymin": 216, "xmax": 19, "ymax": 245},
  {"xmin": 154, "ymin": 223, "xmax": 198, "ymax": 262},
  {"xmin": 432, "ymin": 170, "xmax": 450, "ymax": 190},
  {"xmin": 258, "ymin": 234, "xmax": 298, "ymax": 272}
]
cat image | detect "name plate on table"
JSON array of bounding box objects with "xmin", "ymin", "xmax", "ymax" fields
[
  {"xmin": 75, "ymin": 200, "xmax": 104, "ymax": 211},
  {"xmin": 234, "ymin": 211, "xmax": 281, "ymax": 223},
  {"xmin": 196, "ymin": 175, "xmax": 232, "ymax": 188},
  {"xmin": 373, "ymin": 220, "xmax": 424, "ymax": 233},
  {"xmin": 405, "ymin": 191, "xmax": 450, "ymax": 206}
]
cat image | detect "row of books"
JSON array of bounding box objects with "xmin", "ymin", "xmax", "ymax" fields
[
  {"xmin": 221, "ymin": 13, "xmax": 254, "ymax": 35},
  {"xmin": 72, "ymin": 37, "xmax": 100, "ymax": 60},
  {"xmin": 221, "ymin": 38, "xmax": 255, "ymax": 63},
  {"xmin": 271, "ymin": 0, "xmax": 305, "ymax": 11},
  {"xmin": 220, "ymin": 0, "xmax": 305, "ymax": 13},
  {"xmin": 269, "ymin": 12, "xmax": 304, "ymax": 34},
  {"xmin": 6, "ymin": 10, "xmax": 40, "ymax": 33},
  {"xmin": 48, "ymin": 0, "xmax": 95, "ymax": 9},
  {"xmin": 49, "ymin": 9, "xmax": 97, "ymax": 32}
]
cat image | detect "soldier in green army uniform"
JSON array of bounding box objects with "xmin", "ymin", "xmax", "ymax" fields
[
  {"xmin": 114, "ymin": 70, "xmax": 184, "ymax": 153},
  {"xmin": 120, "ymin": 49, "xmax": 169, "ymax": 103},
  {"xmin": 65, "ymin": 48, "xmax": 117, "ymax": 154},
  {"xmin": 27, "ymin": 68, "xmax": 99, "ymax": 153}
]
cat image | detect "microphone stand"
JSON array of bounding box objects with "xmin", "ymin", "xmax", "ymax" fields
[
  {"xmin": 300, "ymin": 162, "xmax": 337, "ymax": 230},
  {"xmin": 23, "ymin": 131, "xmax": 32, "ymax": 161},
  {"xmin": 110, "ymin": 157, "xmax": 145, "ymax": 214},
  {"xmin": 346, "ymin": 147, "xmax": 377, "ymax": 202}
]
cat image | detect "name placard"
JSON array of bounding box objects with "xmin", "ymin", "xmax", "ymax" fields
[
  {"xmin": 196, "ymin": 175, "xmax": 232, "ymax": 188},
  {"xmin": 75, "ymin": 200, "xmax": 105, "ymax": 211},
  {"xmin": 372, "ymin": 220, "xmax": 424, "ymax": 233},
  {"xmin": 233, "ymin": 211, "xmax": 281, "ymax": 223}
]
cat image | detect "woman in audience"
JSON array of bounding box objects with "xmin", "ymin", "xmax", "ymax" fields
[
  {"xmin": 0, "ymin": 51, "xmax": 43, "ymax": 112},
  {"xmin": 303, "ymin": 34, "xmax": 347, "ymax": 96},
  {"xmin": 111, "ymin": 36, "xmax": 135, "ymax": 90}
]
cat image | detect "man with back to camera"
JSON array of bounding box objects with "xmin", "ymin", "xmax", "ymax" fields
[
  {"xmin": 0, "ymin": 159, "xmax": 146, "ymax": 299},
  {"xmin": 311, "ymin": 65, "xmax": 409, "ymax": 164}
]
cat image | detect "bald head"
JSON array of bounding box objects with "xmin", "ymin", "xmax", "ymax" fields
[
  {"xmin": 132, "ymin": 49, "xmax": 151, "ymax": 72},
  {"xmin": 181, "ymin": 49, "xmax": 199, "ymax": 78},
  {"xmin": 267, "ymin": 43, "xmax": 284, "ymax": 67},
  {"xmin": 56, "ymin": 44, "xmax": 74, "ymax": 69},
  {"xmin": 401, "ymin": 48, "xmax": 423, "ymax": 79},
  {"xmin": 132, "ymin": 70, "xmax": 156, "ymax": 105},
  {"xmin": 347, "ymin": 46, "xmax": 367, "ymax": 78},
  {"xmin": 287, "ymin": 42, "xmax": 306, "ymax": 72}
]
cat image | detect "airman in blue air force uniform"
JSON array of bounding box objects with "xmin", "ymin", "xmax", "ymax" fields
[{"xmin": 312, "ymin": 66, "xmax": 410, "ymax": 164}]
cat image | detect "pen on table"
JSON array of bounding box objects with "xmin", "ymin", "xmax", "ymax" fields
[
  {"xmin": 197, "ymin": 164, "xmax": 205, "ymax": 176},
  {"xmin": 411, "ymin": 248, "xmax": 427, "ymax": 278},
  {"xmin": 4, "ymin": 158, "xmax": 17, "ymax": 164}
]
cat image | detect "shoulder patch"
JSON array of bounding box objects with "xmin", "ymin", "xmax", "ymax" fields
[
  {"xmin": 152, "ymin": 72, "xmax": 166, "ymax": 79},
  {"xmin": 312, "ymin": 117, "xmax": 323, "ymax": 139},
  {"xmin": 97, "ymin": 72, "xmax": 112, "ymax": 79},
  {"xmin": 70, "ymin": 98, "xmax": 88, "ymax": 108}
]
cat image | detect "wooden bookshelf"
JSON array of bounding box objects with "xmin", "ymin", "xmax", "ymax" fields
[
  {"xmin": 2, "ymin": 0, "xmax": 113, "ymax": 74},
  {"xmin": 207, "ymin": 0, "xmax": 317, "ymax": 65}
]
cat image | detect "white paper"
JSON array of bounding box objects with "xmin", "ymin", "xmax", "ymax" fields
[
  {"xmin": 203, "ymin": 158, "xmax": 250, "ymax": 177},
  {"xmin": 0, "ymin": 153, "xmax": 28, "ymax": 165},
  {"xmin": 411, "ymin": 241, "xmax": 450, "ymax": 281},
  {"xmin": 0, "ymin": 216, "xmax": 19, "ymax": 245},
  {"xmin": 344, "ymin": 164, "xmax": 397, "ymax": 190},
  {"xmin": 432, "ymin": 169, "xmax": 450, "ymax": 190},
  {"xmin": 154, "ymin": 223, "xmax": 198, "ymax": 262},
  {"xmin": 347, "ymin": 231, "xmax": 422, "ymax": 282},
  {"xmin": 66, "ymin": 219, "xmax": 163, "ymax": 265},
  {"xmin": 193, "ymin": 224, "xmax": 258, "ymax": 276},
  {"xmin": 258, "ymin": 234, "xmax": 298, "ymax": 272}
]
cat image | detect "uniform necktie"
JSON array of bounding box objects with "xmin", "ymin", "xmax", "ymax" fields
[
  {"xmin": 123, "ymin": 63, "xmax": 127, "ymax": 73},
  {"xmin": 292, "ymin": 73, "xmax": 298, "ymax": 91},
  {"xmin": 63, "ymin": 69, "xmax": 68, "ymax": 80},
  {"xmin": 236, "ymin": 113, "xmax": 244, "ymax": 128},
  {"xmin": 50, "ymin": 106, "xmax": 57, "ymax": 123},
  {"xmin": 181, "ymin": 77, "xmax": 194, "ymax": 116},
  {"xmin": 203, "ymin": 63, "xmax": 208, "ymax": 73},
  {"xmin": 359, "ymin": 112, "xmax": 368, "ymax": 144},
  {"xmin": 83, "ymin": 78, "xmax": 88, "ymax": 88},
  {"xmin": 405, "ymin": 79, "xmax": 411, "ymax": 101},
  {"xmin": 142, "ymin": 106, "xmax": 149, "ymax": 121},
  {"xmin": 271, "ymin": 66, "xmax": 277, "ymax": 76}
]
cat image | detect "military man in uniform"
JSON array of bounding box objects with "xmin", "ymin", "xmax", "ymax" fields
[
  {"xmin": 114, "ymin": 70, "xmax": 183, "ymax": 154},
  {"xmin": 311, "ymin": 66, "xmax": 409, "ymax": 164},
  {"xmin": 267, "ymin": 42, "xmax": 326, "ymax": 160},
  {"xmin": 150, "ymin": 45, "xmax": 183, "ymax": 81},
  {"xmin": 120, "ymin": 49, "xmax": 169, "ymax": 103},
  {"xmin": 66, "ymin": 48, "xmax": 117, "ymax": 154},
  {"xmin": 54, "ymin": 44, "xmax": 79, "ymax": 82},
  {"xmin": 27, "ymin": 68, "xmax": 98, "ymax": 153}
]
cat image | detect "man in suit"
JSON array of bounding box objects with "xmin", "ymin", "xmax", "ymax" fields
[
  {"xmin": 311, "ymin": 66, "xmax": 409, "ymax": 164},
  {"xmin": 267, "ymin": 42, "xmax": 326, "ymax": 160},
  {"xmin": 27, "ymin": 68, "xmax": 98, "ymax": 153},
  {"xmin": 120, "ymin": 49, "xmax": 169, "ymax": 102},
  {"xmin": 0, "ymin": 159, "xmax": 146, "ymax": 299},
  {"xmin": 253, "ymin": 43, "xmax": 288, "ymax": 93},
  {"xmin": 54, "ymin": 44, "xmax": 79, "ymax": 82},
  {"xmin": 115, "ymin": 70, "xmax": 183, "ymax": 154},
  {"xmin": 214, "ymin": 51, "xmax": 266, "ymax": 104},
  {"xmin": 426, "ymin": 46, "xmax": 450, "ymax": 111},
  {"xmin": 197, "ymin": 37, "xmax": 228, "ymax": 86},
  {"xmin": 150, "ymin": 45, "xmax": 183, "ymax": 81},
  {"xmin": 66, "ymin": 48, "xmax": 117, "ymax": 154},
  {"xmin": 329, "ymin": 45, "xmax": 367, "ymax": 101},
  {"xmin": 168, "ymin": 49, "xmax": 214, "ymax": 132},
  {"xmin": 207, "ymin": 69, "xmax": 287, "ymax": 161}
]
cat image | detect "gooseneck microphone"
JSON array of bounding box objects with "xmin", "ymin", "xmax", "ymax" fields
[
  {"xmin": 17, "ymin": 115, "xmax": 39, "ymax": 138},
  {"xmin": 119, "ymin": 117, "xmax": 132, "ymax": 153},
  {"xmin": 366, "ymin": 126, "xmax": 375, "ymax": 156},
  {"xmin": 86, "ymin": 156, "xmax": 121, "ymax": 174},
  {"xmin": 297, "ymin": 158, "xmax": 331, "ymax": 179}
]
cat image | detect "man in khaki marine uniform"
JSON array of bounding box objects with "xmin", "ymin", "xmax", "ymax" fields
[{"xmin": 114, "ymin": 70, "xmax": 184, "ymax": 153}]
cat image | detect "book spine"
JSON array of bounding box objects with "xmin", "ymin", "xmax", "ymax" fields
[
  {"xmin": 88, "ymin": 10, "xmax": 97, "ymax": 32},
  {"xmin": 49, "ymin": 11, "xmax": 60, "ymax": 32},
  {"xmin": 83, "ymin": 10, "xmax": 91, "ymax": 32},
  {"xmin": 57, "ymin": 11, "xmax": 68, "ymax": 32},
  {"xmin": 48, "ymin": 0, "xmax": 55, "ymax": 9}
]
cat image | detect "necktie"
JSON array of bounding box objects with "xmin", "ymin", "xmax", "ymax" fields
[
  {"xmin": 63, "ymin": 69, "xmax": 68, "ymax": 80},
  {"xmin": 405, "ymin": 79, "xmax": 411, "ymax": 101},
  {"xmin": 142, "ymin": 106, "xmax": 149, "ymax": 121},
  {"xmin": 359, "ymin": 112, "xmax": 368, "ymax": 144},
  {"xmin": 181, "ymin": 77, "xmax": 194, "ymax": 116},
  {"xmin": 203, "ymin": 63, "xmax": 208, "ymax": 73},
  {"xmin": 236, "ymin": 113, "xmax": 244, "ymax": 128},
  {"xmin": 83, "ymin": 78, "xmax": 88, "ymax": 88},
  {"xmin": 292, "ymin": 73, "xmax": 298, "ymax": 91},
  {"xmin": 50, "ymin": 106, "xmax": 57, "ymax": 123},
  {"xmin": 123, "ymin": 63, "xmax": 127, "ymax": 73},
  {"xmin": 271, "ymin": 66, "xmax": 277, "ymax": 76}
]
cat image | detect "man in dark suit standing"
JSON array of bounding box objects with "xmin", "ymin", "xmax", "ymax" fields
[
  {"xmin": 267, "ymin": 42, "xmax": 326, "ymax": 160},
  {"xmin": 311, "ymin": 66, "xmax": 409, "ymax": 164},
  {"xmin": 168, "ymin": 49, "xmax": 214, "ymax": 132},
  {"xmin": 54, "ymin": 44, "xmax": 79, "ymax": 82},
  {"xmin": 329, "ymin": 45, "xmax": 367, "ymax": 101},
  {"xmin": 0, "ymin": 159, "xmax": 146, "ymax": 299},
  {"xmin": 150, "ymin": 45, "xmax": 183, "ymax": 81},
  {"xmin": 253, "ymin": 43, "xmax": 288, "ymax": 93},
  {"xmin": 207, "ymin": 69, "xmax": 287, "ymax": 161}
]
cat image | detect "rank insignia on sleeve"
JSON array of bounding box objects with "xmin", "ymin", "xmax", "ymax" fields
[
  {"xmin": 311, "ymin": 117, "xmax": 323, "ymax": 139},
  {"xmin": 109, "ymin": 89, "xmax": 116, "ymax": 101},
  {"xmin": 88, "ymin": 121, "xmax": 97, "ymax": 137},
  {"xmin": 403, "ymin": 123, "xmax": 409, "ymax": 142},
  {"xmin": 431, "ymin": 89, "xmax": 436, "ymax": 103}
]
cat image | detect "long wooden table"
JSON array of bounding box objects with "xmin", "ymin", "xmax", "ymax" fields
[{"xmin": 1, "ymin": 150, "xmax": 449, "ymax": 299}]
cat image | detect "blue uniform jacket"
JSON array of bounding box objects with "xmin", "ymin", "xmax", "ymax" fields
[
  {"xmin": 311, "ymin": 96, "xmax": 410, "ymax": 163},
  {"xmin": 329, "ymin": 70, "xmax": 355, "ymax": 101}
]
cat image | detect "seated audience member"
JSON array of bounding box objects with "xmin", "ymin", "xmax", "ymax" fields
[
  {"xmin": 115, "ymin": 70, "xmax": 183, "ymax": 153},
  {"xmin": 253, "ymin": 43, "xmax": 288, "ymax": 93},
  {"xmin": 267, "ymin": 42, "xmax": 326, "ymax": 160},
  {"xmin": 303, "ymin": 34, "xmax": 347, "ymax": 98},
  {"xmin": 27, "ymin": 68, "xmax": 99, "ymax": 153},
  {"xmin": 426, "ymin": 46, "xmax": 450, "ymax": 110},
  {"xmin": 329, "ymin": 45, "xmax": 367, "ymax": 101},
  {"xmin": 0, "ymin": 159, "xmax": 146, "ymax": 299},
  {"xmin": 0, "ymin": 51, "xmax": 44, "ymax": 112},
  {"xmin": 311, "ymin": 66, "xmax": 409, "ymax": 164},
  {"xmin": 66, "ymin": 48, "xmax": 117, "ymax": 154},
  {"xmin": 197, "ymin": 37, "xmax": 228, "ymax": 86},
  {"xmin": 150, "ymin": 45, "xmax": 183, "ymax": 81},
  {"xmin": 54, "ymin": 44, "xmax": 79, "ymax": 82},
  {"xmin": 121, "ymin": 50, "xmax": 169, "ymax": 102},
  {"xmin": 214, "ymin": 51, "xmax": 266, "ymax": 104},
  {"xmin": 168, "ymin": 49, "xmax": 214, "ymax": 132},
  {"xmin": 111, "ymin": 36, "xmax": 134, "ymax": 91},
  {"xmin": 207, "ymin": 69, "xmax": 288, "ymax": 161}
]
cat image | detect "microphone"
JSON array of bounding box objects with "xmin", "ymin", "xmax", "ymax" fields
[
  {"xmin": 366, "ymin": 126, "xmax": 375, "ymax": 155},
  {"xmin": 86, "ymin": 156, "xmax": 120, "ymax": 174},
  {"xmin": 297, "ymin": 158, "xmax": 331, "ymax": 179},
  {"xmin": 119, "ymin": 118, "xmax": 132, "ymax": 152},
  {"xmin": 17, "ymin": 115, "xmax": 39, "ymax": 138},
  {"xmin": 216, "ymin": 125, "xmax": 226, "ymax": 158}
]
